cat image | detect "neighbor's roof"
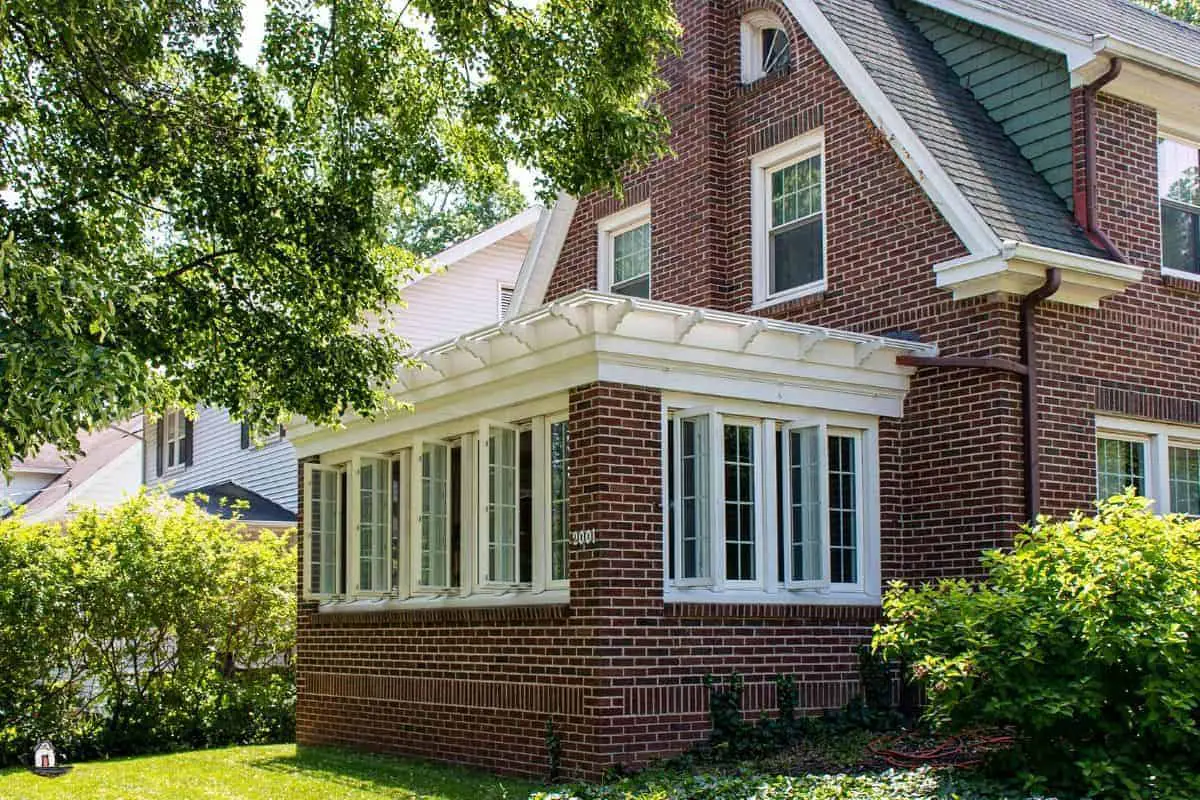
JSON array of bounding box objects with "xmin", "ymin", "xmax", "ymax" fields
[
  {"xmin": 813, "ymin": 0, "xmax": 1104, "ymax": 258},
  {"xmin": 172, "ymin": 481, "xmax": 295, "ymax": 526},
  {"xmin": 18, "ymin": 421, "xmax": 144, "ymax": 517},
  {"xmin": 971, "ymin": 0, "xmax": 1200, "ymax": 69}
]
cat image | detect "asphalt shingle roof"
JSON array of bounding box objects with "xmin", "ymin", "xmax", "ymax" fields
[
  {"xmin": 980, "ymin": 0, "xmax": 1200, "ymax": 69},
  {"xmin": 173, "ymin": 481, "xmax": 295, "ymax": 525},
  {"xmin": 812, "ymin": 0, "xmax": 1106, "ymax": 257}
]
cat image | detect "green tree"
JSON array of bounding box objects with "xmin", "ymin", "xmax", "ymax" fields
[
  {"xmin": 1142, "ymin": 0, "xmax": 1200, "ymax": 25},
  {"xmin": 0, "ymin": 0, "xmax": 678, "ymax": 470},
  {"xmin": 391, "ymin": 181, "xmax": 527, "ymax": 259}
]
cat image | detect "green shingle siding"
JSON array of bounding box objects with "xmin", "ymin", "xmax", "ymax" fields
[{"xmin": 902, "ymin": 1, "xmax": 1074, "ymax": 208}]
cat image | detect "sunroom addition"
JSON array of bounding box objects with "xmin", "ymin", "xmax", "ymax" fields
[{"xmin": 289, "ymin": 291, "xmax": 936, "ymax": 612}]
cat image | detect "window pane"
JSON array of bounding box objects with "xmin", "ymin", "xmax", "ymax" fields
[
  {"xmin": 550, "ymin": 421, "xmax": 570, "ymax": 582},
  {"xmin": 770, "ymin": 155, "xmax": 821, "ymax": 228},
  {"xmin": 678, "ymin": 416, "xmax": 710, "ymax": 580},
  {"xmin": 788, "ymin": 427, "xmax": 823, "ymax": 582},
  {"xmin": 761, "ymin": 28, "xmax": 789, "ymax": 73},
  {"xmin": 723, "ymin": 424, "xmax": 756, "ymax": 582},
  {"xmin": 828, "ymin": 436, "xmax": 858, "ymax": 585},
  {"xmin": 612, "ymin": 222, "xmax": 651, "ymax": 287},
  {"xmin": 420, "ymin": 446, "xmax": 449, "ymax": 588},
  {"xmin": 488, "ymin": 427, "xmax": 519, "ymax": 583},
  {"xmin": 1169, "ymin": 446, "xmax": 1200, "ymax": 516},
  {"xmin": 611, "ymin": 274, "xmax": 650, "ymax": 299},
  {"xmin": 1096, "ymin": 438, "xmax": 1146, "ymax": 499},
  {"xmin": 1159, "ymin": 139, "xmax": 1200, "ymax": 205},
  {"xmin": 1161, "ymin": 202, "xmax": 1199, "ymax": 273},
  {"xmin": 311, "ymin": 469, "xmax": 339, "ymax": 595},
  {"xmin": 359, "ymin": 458, "xmax": 390, "ymax": 592},
  {"xmin": 771, "ymin": 216, "xmax": 824, "ymax": 292}
]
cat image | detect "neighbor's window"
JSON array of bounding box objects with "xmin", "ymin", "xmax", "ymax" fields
[
  {"xmin": 740, "ymin": 11, "xmax": 790, "ymax": 83},
  {"xmin": 752, "ymin": 133, "xmax": 825, "ymax": 307},
  {"xmin": 1159, "ymin": 138, "xmax": 1200, "ymax": 276},
  {"xmin": 667, "ymin": 408, "xmax": 869, "ymax": 595},
  {"xmin": 164, "ymin": 410, "xmax": 188, "ymax": 470},
  {"xmin": 598, "ymin": 203, "xmax": 651, "ymax": 299}
]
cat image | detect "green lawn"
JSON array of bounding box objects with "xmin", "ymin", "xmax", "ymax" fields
[{"xmin": 0, "ymin": 744, "xmax": 537, "ymax": 800}]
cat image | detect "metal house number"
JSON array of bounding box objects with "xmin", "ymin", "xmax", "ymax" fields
[{"xmin": 569, "ymin": 529, "xmax": 596, "ymax": 546}]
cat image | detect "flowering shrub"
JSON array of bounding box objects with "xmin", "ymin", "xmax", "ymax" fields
[
  {"xmin": 0, "ymin": 490, "xmax": 295, "ymax": 764},
  {"xmin": 875, "ymin": 494, "xmax": 1200, "ymax": 799}
]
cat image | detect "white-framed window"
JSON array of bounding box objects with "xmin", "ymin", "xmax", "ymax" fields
[
  {"xmin": 665, "ymin": 401, "xmax": 876, "ymax": 602},
  {"xmin": 302, "ymin": 412, "xmax": 570, "ymax": 602},
  {"xmin": 1096, "ymin": 416, "xmax": 1200, "ymax": 516},
  {"xmin": 1158, "ymin": 137, "xmax": 1200, "ymax": 279},
  {"xmin": 163, "ymin": 410, "xmax": 189, "ymax": 471},
  {"xmin": 751, "ymin": 131, "xmax": 826, "ymax": 308},
  {"xmin": 740, "ymin": 10, "xmax": 790, "ymax": 83},
  {"xmin": 597, "ymin": 203, "xmax": 651, "ymax": 299}
]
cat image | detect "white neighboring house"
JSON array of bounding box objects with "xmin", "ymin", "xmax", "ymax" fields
[
  {"xmin": 1, "ymin": 420, "xmax": 144, "ymax": 523},
  {"xmin": 143, "ymin": 208, "xmax": 541, "ymax": 527}
]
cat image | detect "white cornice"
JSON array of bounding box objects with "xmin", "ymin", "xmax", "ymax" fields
[{"xmin": 290, "ymin": 291, "xmax": 937, "ymax": 457}]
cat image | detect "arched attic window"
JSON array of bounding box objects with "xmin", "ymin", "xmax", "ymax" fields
[{"xmin": 740, "ymin": 10, "xmax": 790, "ymax": 83}]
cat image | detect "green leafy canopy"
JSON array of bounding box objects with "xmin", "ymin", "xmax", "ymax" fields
[{"xmin": 0, "ymin": 0, "xmax": 679, "ymax": 469}]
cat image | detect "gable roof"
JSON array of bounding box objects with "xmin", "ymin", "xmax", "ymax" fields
[
  {"xmin": 811, "ymin": 0, "xmax": 1103, "ymax": 258},
  {"xmin": 17, "ymin": 421, "xmax": 143, "ymax": 520},
  {"xmin": 172, "ymin": 481, "xmax": 295, "ymax": 526}
]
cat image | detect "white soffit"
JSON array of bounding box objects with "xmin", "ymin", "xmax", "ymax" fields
[{"xmin": 291, "ymin": 291, "xmax": 937, "ymax": 457}]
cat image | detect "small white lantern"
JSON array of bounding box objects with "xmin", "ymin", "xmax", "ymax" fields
[{"xmin": 34, "ymin": 741, "xmax": 55, "ymax": 769}]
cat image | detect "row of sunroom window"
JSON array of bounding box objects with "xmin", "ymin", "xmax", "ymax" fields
[{"xmin": 302, "ymin": 404, "xmax": 872, "ymax": 603}]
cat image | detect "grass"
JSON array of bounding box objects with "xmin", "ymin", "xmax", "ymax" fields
[{"xmin": 0, "ymin": 744, "xmax": 537, "ymax": 800}]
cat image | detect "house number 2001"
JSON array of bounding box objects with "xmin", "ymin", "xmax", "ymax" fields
[{"xmin": 569, "ymin": 529, "xmax": 596, "ymax": 546}]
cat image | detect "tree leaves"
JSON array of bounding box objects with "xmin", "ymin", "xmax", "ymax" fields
[{"xmin": 0, "ymin": 0, "xmax": 678, "ymax": 468}]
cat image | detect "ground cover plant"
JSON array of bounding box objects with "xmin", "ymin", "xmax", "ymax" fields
[
  {"xmin": 0, "ymin": 490, "xmax": 295, "ymax": 765},
  {"xmin": 876, "ymin": 494, "xmax": 1200, "ymax": 799}
]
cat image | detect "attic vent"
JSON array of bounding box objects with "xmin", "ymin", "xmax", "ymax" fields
[
  {"xmin": 741, "ymin": 11, "xmax": 790, "ymax": 83},
  {"xmin": 498, "ymin": 285, "xmax": 514, "ymax": 320}
]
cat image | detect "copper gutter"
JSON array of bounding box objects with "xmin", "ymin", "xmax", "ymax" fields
[{"xmin": 1076, "ymin": 58, "xmax": 1130, "ymax": 264}]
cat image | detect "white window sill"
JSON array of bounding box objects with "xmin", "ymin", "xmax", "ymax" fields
[
  {"xmin": 665, "ymin": 585, "xmax": 880, "ymax": 606},
  {"xmin": 314, "ymin": 587, "xmax": 569, "ymax": 614},
  {"xmin": 750, "ymin": 280, "xmax": 826, "ymax": 311},
  {"xmin": 1162, "ymin": 266, "xmax": 1200, "ymax": 282}
]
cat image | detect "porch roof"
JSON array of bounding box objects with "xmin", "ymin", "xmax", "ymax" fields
[{"xmin": 291, "ymin": 291, "xmax": 937, "ymax": 458}]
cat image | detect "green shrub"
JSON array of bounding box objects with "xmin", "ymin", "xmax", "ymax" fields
[
  {"xmin": 0, "ymin": 489, "xmax": 295, "ymax": 765},
  {"xmin": 874, "ymin": 494, "xmax": 1200, "ymax": 799}
]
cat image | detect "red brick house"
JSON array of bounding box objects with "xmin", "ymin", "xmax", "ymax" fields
[{"xmin": 288, "ymin": 0, "xmax": 1200, "ymax": 778}]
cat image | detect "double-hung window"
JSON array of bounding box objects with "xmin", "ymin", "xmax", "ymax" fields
[
  {"xmin": 163, "ymin": 410, "xmax": 189, "ymax": 471},
  {"xmin": 752, "ymin": 133, "xmax": 826, "ymax": 307},
  {"xmin": 598, "ymin": 204, "xmax": 651, "ymax": 299},
  {"xmin": 667, "ymin": 406, "xmax": 871, "ymax": 598},
  {"xmin": 1158, "ymin": 138, "xmax": 1200, "ymax": 277},
  {"xmin": 1097, "ymin": 417, "xmax": 1200, "ymax": 516}
]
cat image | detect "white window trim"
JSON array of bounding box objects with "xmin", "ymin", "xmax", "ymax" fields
[
  {"xmin": 302, "ymin": 462, "xmax": 345, "ymax": 601},
  {"xmin": 1158, "ymin": 135, "xmax": 1200, "ymax": 280},
  {"xmin": 740, "ymin": 10, "xmax": 788, "ymax": 83},
  {"xmin": 411, "ymin": 440, "xmax": 454, "ymax": 594},
  {"xmin": 478, "ymin": 419, "xmax": 525, "ymax": 589},
  {"xmin": 350, "ymin": 452, "xmax": 392, "ymax": 597},
  {"xmin": 163, "ymin": 410, "xmax": 188, "ymax": 474},
  {"xmin": 781, "ymin": 420, "xmax": 830, "ymax": 590},
  {"xmin": 671, "ymin": 408, "xmax": 718, "ymax": 587},
  {"xmin": 597, "ymin": 202, "xmax": 651, "ymax": 296},
  {"xmin": 750, "ymin": 131, "xmax": 827, "ymax": 310},
  {"xmin": 716, "ymin": 416, "xmax": 766, "ymax": 590},
  {"xmin": 544, "ymin": 414, "xmax": 570, "ymax": 590},
  {"xmin": 1096, "ymin": 415, "xmax": 1200, "ymax": 515},
  {"xmin": 663, "ymin": 397, "xmax": 881, "ymax": 605}
]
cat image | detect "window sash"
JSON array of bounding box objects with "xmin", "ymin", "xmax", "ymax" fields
[
  {"xmin": 412, "ymin": 442, "xmax": 452, "ymax": 591},
  {"xmin": 827, "ymin": 432, "xmax": 862, "ymax": 587},
  {"xmin": 782, "ymin": 423, "xmax": 829, "ymax": 588},
  {"xmin": 1168, "ymin": 445, "xmax": 1200, "ymax": 516},
  {"xmin": 351, "ymin": 455, "xmax": 391, "ymax": 595},
  {"xmin": 548, "ymin": 418, "xmax": 570, "ymax": 585},
  {"xmin": 672, "ymin": 411, "xmax": 716, "ymax": 585},
  {"xmin": 303, "ymin": 463, "xmax": 343, "ymax": 600},
  {"xmin": 1097, "ymin": 436, "xmax": 1148, "ymax": 499},
  {"xmin": 722, "ymin": 421, "xmax": 760, "ymax": 585},
  {"xmin": 479, "ymin": 421, "xmax": 522, "ymax": 586},
  {"xmin": 165, "ymin": 411, "xmax": 186, "ymax": 468}
]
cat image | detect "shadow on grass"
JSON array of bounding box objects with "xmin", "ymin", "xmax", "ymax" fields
[{"xmin": 245, "ymin": 745, "xmax": 538, "ymax": 800}]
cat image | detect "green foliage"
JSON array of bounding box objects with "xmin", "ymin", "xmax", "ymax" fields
[
  {"xmin": 704, "ymin": 672, "xmax": 748, "ymax": 750},
  {"xmin": 875, "ymin": 494, "xmax": 1200, "ymax": 799},
  {"xmin": 390, "ymin": 182, "xmax": 527, "ymax": 258},
  {"xmin": 0, "ymin": 0, "xmax": 679, "ymax": 470},
  {"xmin": 545, "ymin": 718, "xmax": 562, "ymax": 783},
  {"xmin": 0, "ymin": 491, "xmax": 295, "ymax": 765},
  {"xmin": 531, "ymin": 766, "xmax": 1052, "ymax": 800},
  {"xmin": 1140, "ymin": 0, "xmax": 1200, "ymax": 25}
]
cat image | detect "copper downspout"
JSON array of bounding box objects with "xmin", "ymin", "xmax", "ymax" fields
[
  {"xmin": 897, "ymin": 268, "xmax": 1061, "ymax": 522},
  {"xmin": 1077, "ymin": 59, "xmax": 1130, "ymax": 264}
]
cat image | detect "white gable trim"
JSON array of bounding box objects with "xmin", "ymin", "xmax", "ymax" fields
[
  {"xmin": 509, "ymin": 194, "xmax": 578, "ymax": 316},
  {"xmin": 781, "ymin": 0, "xmax": 1001, "ymax": 256},
  {"xmin": 430, "ymin": 206, "xmax": 542, "ymax": 269}
]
